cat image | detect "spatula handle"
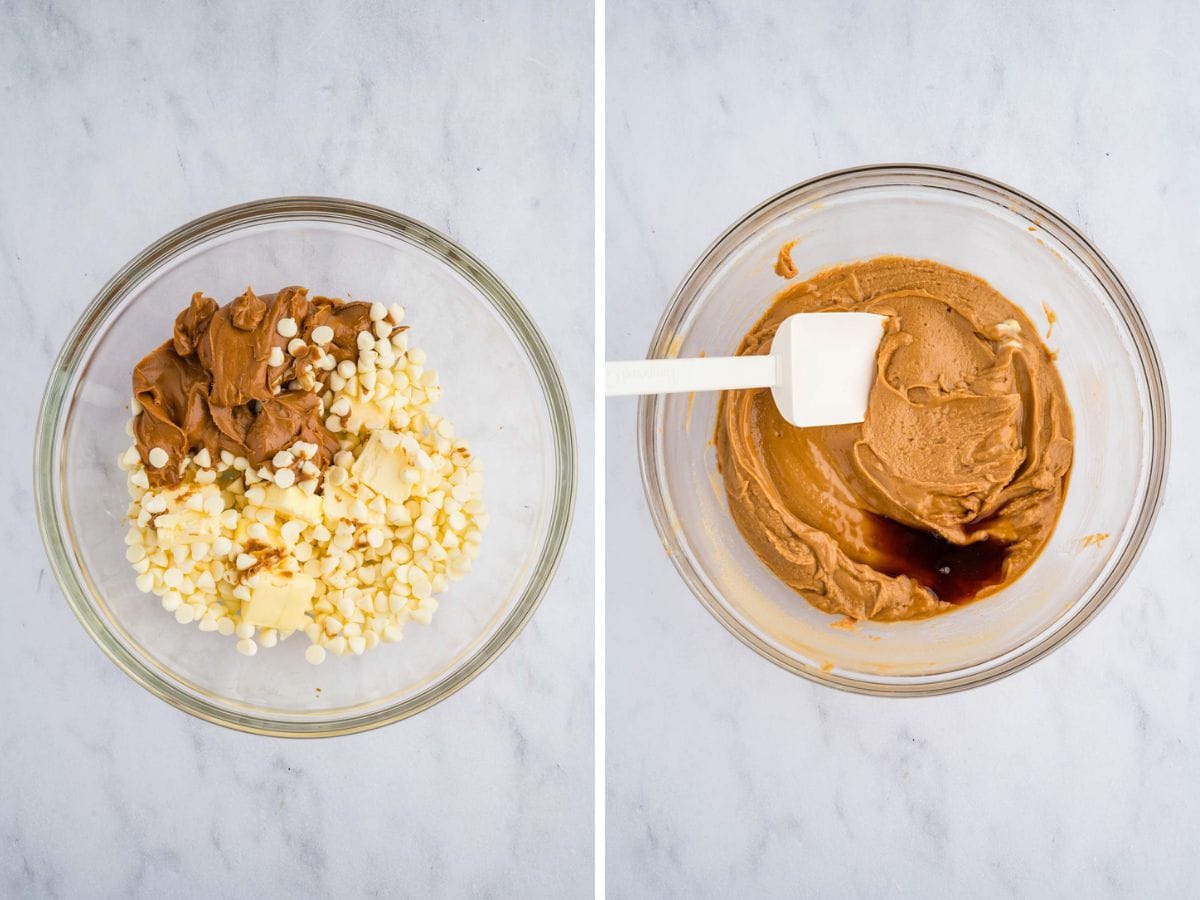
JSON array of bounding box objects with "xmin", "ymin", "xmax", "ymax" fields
[{"xmin": 604, "ymin": 355, "xmax": 777, "ymax": 396}]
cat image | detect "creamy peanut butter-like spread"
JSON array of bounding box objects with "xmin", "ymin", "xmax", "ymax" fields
[
  {"xmin": 715, "ymin": 256, "xmax": 1073, "ymax": 621},
  {"xmin": 134, "ymin": 286, "xmax": 397, "ymax": 488}
]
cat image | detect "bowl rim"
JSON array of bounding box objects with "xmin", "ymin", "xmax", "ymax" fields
[
  {"xmin": 637, "ymin": 163, "xmax": 1170, "ymax": 696},
  {"xmin": 35, "ymin": 195, "xmax": 577, "ymax": 736}
]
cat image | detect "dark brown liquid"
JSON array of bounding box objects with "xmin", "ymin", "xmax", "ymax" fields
[{"xmin": 867, "ymin": 514, "xmax": 1009, "ymax": 605}]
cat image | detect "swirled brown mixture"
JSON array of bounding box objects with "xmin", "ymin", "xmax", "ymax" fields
[{"xmin": 715, "ymin": 256, "xmax": 1073, "ymax": 621}]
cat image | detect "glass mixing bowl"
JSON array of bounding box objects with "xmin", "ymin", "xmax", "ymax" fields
[
  {"xmin": 640, "ymin": 165, "xmax": 1168, "ymax": 695},
  {"xmin": 36, "ymin": 197, "xmax": 576, "ymax": 735}
]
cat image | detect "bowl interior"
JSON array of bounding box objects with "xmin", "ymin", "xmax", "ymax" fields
[
  {"xmin": 648, "ymin": 175, "xmax": 1160, "ymax": 688},
  {"xmin": 51, "ymin": 213, "xmax": 564, "ymax": 725}
]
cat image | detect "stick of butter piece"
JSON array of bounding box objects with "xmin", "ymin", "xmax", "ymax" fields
[
  {"xmin": 154, "ymin": 510, "xmax": 222, "ymax": 545},
  {"xmin": 259, "ymin": 483, "xmax": 323, "ymax": 524},
  {"xmin": 351, "ymin": 431, "xmax": 412, "ymax": 503},
  {"xmin": 322, "ymin": 483, "xmax": 386, "ymax": 526},
  {"xmin": 346, "ymin": 394, "xmax": 391, "ymax": 432},
  {"xmin": 244, "ymin": 572, "xmax": 316, "ymax": 631},
  {"xmin": 235, "ymin": 518, "xmax": 281, "ymax": 546}
]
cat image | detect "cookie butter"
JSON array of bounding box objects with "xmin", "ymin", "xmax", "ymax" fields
[
  {"xmin": 133, "ymin": 286, "xmax": 392, "ymax": 488},
  {"xmin": 715, "ymin": 256, "xmax": 1073, "ymax": 621}
]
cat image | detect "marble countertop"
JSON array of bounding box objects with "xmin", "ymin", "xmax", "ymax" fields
[
  {"xmin": 2, "ymin": 2, "xmax": 592, "ymax": 897},
  {"xmin": 607, "ymin": 2, "xmax": 1197, "ymax": 897}
]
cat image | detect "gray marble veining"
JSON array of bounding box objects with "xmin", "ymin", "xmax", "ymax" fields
[
  {"xmin": 607, "ymin": 1, "xmax": 1198, "ymax": 896},
  {"xmin": 1, "ymin": 1, "xmax": 593, "ymax": 897}
]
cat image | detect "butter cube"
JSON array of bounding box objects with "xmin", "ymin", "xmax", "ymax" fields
[
  {"xmin": 259, "ymin": 483, "xmax": 322, "ymax": 524},
  {"xmin": 235, "ymin": 518, "xmax": 280, "ymax": 546},
  {"xmin": 322, "ymin": 485, "xmax": 356, "ymax": 525},
  {"xmin": 322, "ymin": 483, "xmax": 385, "ymax": 526},
  {"xmin": 244, "ymin": 572, "xmax": 315, "ymax": 631},
  {"xmin": 153, "ymin": 487, "xmax": 224, "ymax": 545},
  {"xmin": 351, "ymin": 431, "xmax": 413, "ymax": 503},
  {"xmin": 154, "ymin": 511, "xmax": 222, "ymax": 545},
  {"xmin": 345, "ymin": 394, "xmax": 391, "ymax": 432}
]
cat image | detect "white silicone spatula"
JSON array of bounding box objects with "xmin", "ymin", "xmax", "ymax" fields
[{"xmin": 605, "ymin": 312, "xmax": 887, "ymax": 427}]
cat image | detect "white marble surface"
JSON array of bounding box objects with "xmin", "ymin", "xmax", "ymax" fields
[
  {"xmin": 2, "ymin": 2, "xmax": 592, "ymax": 897},
  {"xmin": 607, "ymin": 2, "xmax": 1198, "ymax": 896}
]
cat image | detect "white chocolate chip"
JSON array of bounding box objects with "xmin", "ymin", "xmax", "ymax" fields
[
  {"xmin": 274, "ymin": 468, "xmax": 296, "ymax": 489},
  {"xmin": 311, "ymin": 325, "xmax": 334, "ymax": 345},
  {"xmin": 148, "ymin": 447, "xmax": 169, "ymax": 468},
  {"xmin": 305, "ymin": 643, "xmax": 327, "ymax": 664},
  {"xmin": 276, "ymin": 317, "xmax": 298, "ymax": 338},
  {"xmin": 369, "ymin": 302, "xmax": 387, "ymax": 321},
  {"xmin": 287, "ymin": 338, "xmax": 307, "ymax": 356},
  {"xmin": 268, "ymin": 346, "xmax": 285, "ymax": 367}
]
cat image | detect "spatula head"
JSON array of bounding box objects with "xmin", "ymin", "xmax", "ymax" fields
[{"xmin": 769, "ymin": 312, "xmax": 887, "ymax": 428}]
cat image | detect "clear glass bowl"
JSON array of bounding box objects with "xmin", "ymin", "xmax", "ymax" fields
[
  {"xmin": 640, "ymin": 165, "xmax": 1168, "ymax": 695},
  {"xmin": 36, "ymin": 197, "xmax": 576, "ymax": 735}
]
